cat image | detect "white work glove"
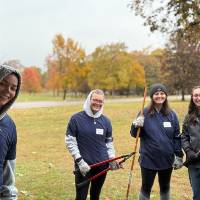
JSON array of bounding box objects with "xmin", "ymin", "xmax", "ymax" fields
[
  {"xmin": 173, "ymin": 156, "xmax": 183, "ymax": 170},
  {"xmin": 109, "ymin": 160, "xmax": 122, "ymax": 170},
  {"xmin": 77, "ymin": 159, "xmax": 91, "ymax": 176},
  {"xmin": 132, "ymin": 116, "xmax": 144, "ymax": 127}
]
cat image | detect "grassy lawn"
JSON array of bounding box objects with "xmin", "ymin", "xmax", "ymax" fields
[
  {"xmin": 16, "ymin": 92, "xmax": 87, "ymax": 102},
  {"xmin": 9, "ymin": 100, "xmax": 192, "ymax": 200},
  {"xmin": 16, "ymin": 92, "xmax": 62, "ymax": 102}
]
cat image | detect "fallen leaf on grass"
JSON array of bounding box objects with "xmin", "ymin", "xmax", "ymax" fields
[
  {"xmin": 20, "ymin": 190, "xmax": 30, "ymax": 196},
  {"xmin": 16, "ymin": 172, "xmax": 24, "ymax": 177},
  {"xmin": 48, "ymin": 163, "xmax": 54, "ymax": 168}
]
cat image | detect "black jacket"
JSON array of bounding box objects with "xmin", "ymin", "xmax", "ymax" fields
[{"xmin": 181, "ymin": 115, "xmax": 200, "ymax": 167}]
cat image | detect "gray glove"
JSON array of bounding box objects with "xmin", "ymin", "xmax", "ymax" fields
[
  {"xmin": 132, "ymin": 116, "xmax": 144, "ymax": 127},
  {"xmin": 173, "ymin": 156, "xmax": 183, "ymax": 170},
  {"xmin": 109, "ymin": 160, "xmax": 121, "ymax": 170},
  {"xmin": 77, "ymin": 159, "xmax": 91, "ymax": 176},
  {"xmin": 186, "ymin": 150, "xmax": 200, "ymax": 161},
  {"xmin": 183, "ymin": 150, "xmax": 200, "ymax": 167}
]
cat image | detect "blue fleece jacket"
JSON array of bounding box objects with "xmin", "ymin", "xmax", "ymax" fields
[
  {"xmin": 0, "ymin": 114, "xmax": 17, "ymax": 186},
  {"xmin": 67, "ymin": 111, "xmax": 112, "ymax": 165},
  {"xmin": 130, "ymin": 108, "xmax": 183, "ymax": 170}
]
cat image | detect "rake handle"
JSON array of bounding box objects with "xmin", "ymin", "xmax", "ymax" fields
[{"xmin": 125, "ymin": 86, "xmax": 147, "ymax": 199}]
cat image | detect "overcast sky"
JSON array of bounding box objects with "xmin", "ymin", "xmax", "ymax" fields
[{"xmin": 0, "ymin": 0, "xmax": 166, "ymax": 70}]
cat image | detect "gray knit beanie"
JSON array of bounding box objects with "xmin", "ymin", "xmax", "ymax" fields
[
  {"xmin": 149, "ymin": 83, "xmax": 167, "ymax": 98},
  {"xmin": 0, "ymin": 64, "xmax": 21, "ymax": 118}
]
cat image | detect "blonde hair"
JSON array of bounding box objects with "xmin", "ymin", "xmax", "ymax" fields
[{"xmin": 90, "ymin": 89, "xmax": 104, "ymax": 99}]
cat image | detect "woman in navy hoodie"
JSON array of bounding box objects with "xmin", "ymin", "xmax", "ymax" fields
[
  {"xmin": 0, "ymin": 64, "xmax": 21, "ymax": 199},
  {"xmin": 66, "ymin": 89, "xmax": 120, "ymax": 200},
  {"xmin": 130, "ymin": 83, "xmax": 183, "ymax": 200}
]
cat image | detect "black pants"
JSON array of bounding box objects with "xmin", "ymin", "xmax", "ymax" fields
[
  {"xmin": 75, "ymin": 164, "xmax": 108, "ymax": 200},
  {"xmin": 140, "ymin": 167, "xmax": 173, "ymax": 198}
]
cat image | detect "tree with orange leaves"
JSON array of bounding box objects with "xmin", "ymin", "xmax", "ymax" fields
[
  {"xmin": 48, "ymin": 34, "xmax": 90, "ymax": 99},
  {"xmin": 22, "ymin": 67, "xmax": 42, "ymax": 93}
]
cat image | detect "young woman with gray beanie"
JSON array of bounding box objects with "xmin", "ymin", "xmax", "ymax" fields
[
  {"xmin": 0, "ymin": 64, "xmax": 21, "ymax": 199},
  {"xmin": 130, "ymin": 83, "xmax": 183, "ymax": 200}
]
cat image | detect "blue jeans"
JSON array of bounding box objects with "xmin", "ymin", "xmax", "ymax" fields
[{"xmin": 188, "ymin": 166, "xmax": 200, "ymax": 200}]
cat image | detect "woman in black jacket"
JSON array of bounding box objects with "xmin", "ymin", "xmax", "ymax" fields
[{"xmin": 182, "ymin": 86, "xmax": 200, "ymax": 200}]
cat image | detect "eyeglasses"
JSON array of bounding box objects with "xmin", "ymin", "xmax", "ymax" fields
[{"xmin": 91, "ymin": 98, "xmax": 104, "ymax": 104}]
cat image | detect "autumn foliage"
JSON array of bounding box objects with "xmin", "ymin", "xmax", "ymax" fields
[
  {"xmin": 16, "ymin": 34, "xmax": 172, "ymax": 97},
  {"xmin": 22, "ymin": 67, "xmax": 42, "ymax": 93},
  {"xmin": 46, "ymin": 34, "xmax": 91, "ymax": 99},
  {"xmin": 44, "ymin": 34, "xmax": 147, "ymax": 98}
]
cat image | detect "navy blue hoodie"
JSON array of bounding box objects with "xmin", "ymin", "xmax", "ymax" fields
[{"xmin": 130, "ymin": 108, "xmax": 183, "ymax": 170}]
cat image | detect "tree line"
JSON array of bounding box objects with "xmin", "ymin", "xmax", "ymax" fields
[
  {"xmin": 4, "ymin": 32, "xmax": 200, "ymax": 101},
  {"xmin": 3, "ymin": 0, "xmax": 200, "ymax": 100}
]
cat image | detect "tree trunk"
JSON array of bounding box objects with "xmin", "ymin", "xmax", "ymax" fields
[
  {"xmin": 53, "ymin": 90, "xmax": 55, "ymax": 97},
  {"xmin": 181, "ymin": 87, "xmax": 185, "ymax": 101},
  {"xmin": 56, "ymin": 89, "xmax": 59, "ymax": 96},
  {"xmin": 63, "ymin": 88, "xmax": 67, "ymax": 100}
]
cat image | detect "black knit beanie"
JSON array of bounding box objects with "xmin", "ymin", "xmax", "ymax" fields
[{"xmin": 149, "ymin": 83, "xmax": 167, "ymax": 98}]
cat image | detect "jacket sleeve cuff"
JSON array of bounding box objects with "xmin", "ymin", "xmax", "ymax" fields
[{"xmin": 106, "ymin": 141, "xmax": 115, "ymax": 158}]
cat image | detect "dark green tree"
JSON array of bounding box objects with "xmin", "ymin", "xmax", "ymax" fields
[
  {"xmin": 130, "ymin": 0, "xmax": 200, "ymax": 36},
  {"xmin": 161, "ymin": 32, "xmax": 200, "ymax": 100}
]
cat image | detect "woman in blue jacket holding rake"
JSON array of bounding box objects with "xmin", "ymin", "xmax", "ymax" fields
[{"xmin": 130, "ymin": 83, "xmax": 183, "ymax": 200}]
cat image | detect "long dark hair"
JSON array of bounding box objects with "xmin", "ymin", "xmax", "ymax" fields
[
  {"xmin": 147, "ymin": 98, "xmax": 171, "ymax": 116},
  {"xmin": 186, "ymin": 86, "xmax": 200, "ymax": 125}
]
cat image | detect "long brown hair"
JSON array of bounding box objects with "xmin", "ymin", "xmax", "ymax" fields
[
  {"xmin": 147, "ymin": 98, "xmax": 171, "ymax": 116},
  {"xmin": 186, "ymin": 86, "xmax": 200, "ymax": 125}
]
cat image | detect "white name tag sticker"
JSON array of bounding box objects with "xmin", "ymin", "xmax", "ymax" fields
[
  {"xmin": 96, "ymin": 128, "xmax": 104, "ymax": 135},
  {"xmin": 163, "ymin": 122, "xmax": 171, "ymax": 128}
]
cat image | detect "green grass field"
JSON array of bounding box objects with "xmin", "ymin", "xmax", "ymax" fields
[
  {"xmin": 9, "ymin": 100, "xmax": 192, "ymax": 200},
  {"xmin": 16, "ymin": 92, "xmax": 65, "ymax": 102},
  {"xmin": 16, "ymin": 92, "xmax": 86, "ymax": 102}
]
